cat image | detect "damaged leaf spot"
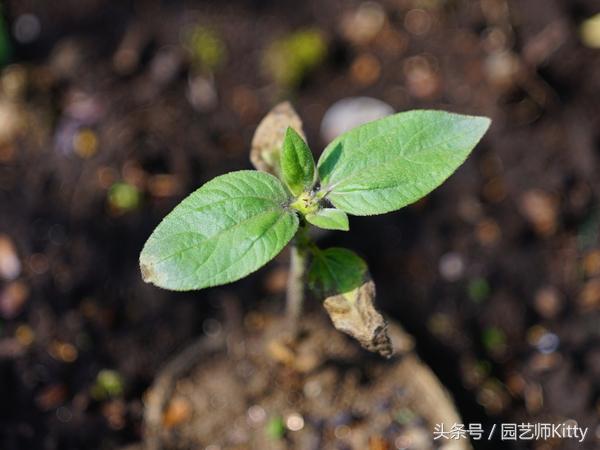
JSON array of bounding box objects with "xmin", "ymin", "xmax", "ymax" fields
[
  {"xmin": 140, "ymin": 262, "xmax": 156, "ymax": 284},
  {"xmin": 323, "ymin": 279, "xmax": 392, "ymax": 357},
  {"xmin": 310, "ymin": 248, "xmax": 392, "ymax": 357}
]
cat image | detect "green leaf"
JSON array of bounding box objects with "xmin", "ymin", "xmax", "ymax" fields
[
  {"xmin": 309, "ymin": 247, "xmax": 392, "ymax": 357},
  {"xmin": 281, "ymin": 127, "xmax": 316, "ymax": 195},
  {"xmin": 140, "ymin": 171, "xmax": 298, "ymax": 291},
  {"xmin": 317, "ymin": 110, "xmax": 491, "ymax": 216},
  {"xmin": 308, "ymin": 247, "xmax": 367, "ymax": 295},
  {"xmin": 306, "ymin": 208, "xmax": 349, "ymax": 231}
]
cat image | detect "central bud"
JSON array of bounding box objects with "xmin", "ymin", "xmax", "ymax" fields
[{"xmin": 290, "ymin": 191, "xmax": 320, "ymax": 216}]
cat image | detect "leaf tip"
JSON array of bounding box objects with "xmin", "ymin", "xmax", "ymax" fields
[
  {"xmin": 284, "ymin": 125, "xmax": 295, "ymax": 138},
  {"xmin": 474, "ymin": 115, "xmax": 492, "ymax": 135}
]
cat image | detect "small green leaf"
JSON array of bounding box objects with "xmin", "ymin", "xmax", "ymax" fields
[
  {"xmin": 318, "ymin": 110, "xmax": 491, "ymax": 216},
  {"xmin": 309, "ymin": 247, "xmax": 392, "ymax": 357},
  {"xmin": 140, "ymin": 171, "xmax": 298, "ymax": 291},
  {"xmin": 306, "ymin": 208, "xmax": 349, "ymax": 231},
  {"xmin": 281, "ymin": 127, "xmax": 316, "ymax": 196},
  {"xmin": 309, "ymin": 247, "xmax": 367, "ymax": 295},
  {"xmin": 266, "ymin": 416, "xmax": 285, "ymax": 439},
  {"xmin": 250, "ymin": 102, "xmax": 305, "ymax": 177}
]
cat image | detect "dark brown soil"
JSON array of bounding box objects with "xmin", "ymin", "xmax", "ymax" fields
[{"xmin": 0, "ymin": 1, "xmax": 599, "ymax": 449}]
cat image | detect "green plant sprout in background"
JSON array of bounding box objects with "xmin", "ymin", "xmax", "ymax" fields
[
  {"xmin": 182, "ymin": 25, "xmax": 227, "ymax": 73},
  {"xmin": 108, "ymin": 181, "xmax": 141, "ymax": 214},
  {"xmin": 263, "ymin": 29, "xmax": 327, "ymax": 89},
  {"xmin": 140, "ymin": 106, "xmax": 490, "ymax": 356}
]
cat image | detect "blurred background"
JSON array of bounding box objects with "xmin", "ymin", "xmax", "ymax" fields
[{"xmin": 0, "ymin": 0, "xmax": 599, "ymax": 449}]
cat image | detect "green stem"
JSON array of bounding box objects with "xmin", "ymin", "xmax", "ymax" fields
[{"xmin": 286, "ymin": 225, "xmax": 309, "ymax": 334}]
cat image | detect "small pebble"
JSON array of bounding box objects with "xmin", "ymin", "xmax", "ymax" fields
[
  {"xmin": 36, "ymin": 384, "xmax": 67, "ymax": 411},
  {"xmin": 1, "ymin": 65, "xmax": 27, "ymax": 100},
  {"xmin": 475, "ymin": 218, "xmax": 501, "ymax": 246},
  {"xmin": 29, "ymin": 253, "xmax": 49, "ymax": 275},
  {"xmin": 49, "ymin": 39, "xmax": 83, "ymax": 79},
  {"xmin": 334, "ymin": 424, "xmax": 351, "ymax": 439},
  {"xmin": 438, "ymin": 252, "xmax": 464, "ymax": 282},
  {"xmin": 162, "ymin": 397, "xmax": 192, "ymax": 428},
  {"xmin": 534, "ymin": 286, "xmax": 562, "ymax": 319},
  {"xmin": 477, "ymin": 380, "xmax": 507, "ymax": 414},
  {"xmin": 579, "ymin": 278, "xmax": 600, "ymax": 310},
  {"xmin": 13, "ymin": 14, "xmax": 41, "ymax": 44},
  {"xmin": 102, "ymin": 399, "xmax": 126, "ymax": 430},
  {"xmin": 396, "ymin": 426, "xmax": 432, "ymax": 449},
  {"xmin": 535, "ymin": 332, "xmax": 560, "ymax": 354},
  {"xmin": 519, "ymin": 189, "xmax": 558, "ymax": 236},
  {"xmin": 0, "ymin": 245, "xmax": 15, "ymax": 272},
  {"xmin": 368, "ymin": 435, "xmax": 390, "ymax": 450},
  {"xmin": 187, "ymin": 75, "xmax": 218, "ymax": 112},
  {"xmin": 150, "ymin": 46, "xmax": 183, "ymax": 84},
  {"xmin": 583, "ymin": 250, "xmax": 600, "ymax": 277},
  {"xmin": 72, "ymin": 128, "xmax": 98, "ymax": 158},
  {"xmin": 0, "ymin": 100, "xmax": 25, "ymax": 147},
  {"xmin": 247, "ymin": 405, "xmax": 266, "ymax": 425},
  {"xmin": 286, "ymin": 413, "xmax": 304, "ymax": 431},
  {"xmin": 484, "ymin": 50, "xmax": 520, "ymax": 89},
  {"xmin": 321, "ymin": 97, "xmax": 394, "ymax": 143},
  {"xmin": 404, "ymin": 9, "xmax": 432, "ymax": 36},
  {"xmin": 0, "ymin": 281, "xmax": 29, "ymax": 319},
  {"xmin": 340, "ymin": 2, "xmax": 385, "ymax": 45},
  {"xmin": 350, "ymin": 53, "xmax": 381, "ymax": 86},
  {"xmin": 15, "ymin": 324, "xmax": 35, "ymax": 346},
  {"xmin": 148, "ymin": 174, "xmax": 180, "ymax": 198},
  {"xmin": 202, "ymin": 318, "xmax": 222, "ymax": 337},
  {"xmin": 49, "ymin": 340, "xmax": 78, "ymax": 363},
  {"xmin": 403, "ymin": 55, "xmax": 440, "ymax": 99},
  {"xmin": 303, "ymin": 379, "xmax": 322, "ymax": 398}
]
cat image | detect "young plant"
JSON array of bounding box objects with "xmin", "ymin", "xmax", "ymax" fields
[{"xmin": 140, "ymin": 104, "xmax": 490, "ymax": 356}]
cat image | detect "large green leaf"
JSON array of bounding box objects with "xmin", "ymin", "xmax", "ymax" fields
[
  {"xmin": 140, "ymin": 171, "xmax": 298, "ymax": 291},
  {"xmin": 317, "ymin": 110, "xmax": 491, "ymax": 216},
  {"xmin": 281, "ymin": 127, "xmax": 316, "ymax": 195}
]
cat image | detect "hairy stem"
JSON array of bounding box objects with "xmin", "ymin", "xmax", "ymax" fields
[{"xmin": 286, "ymin": 226, "xmax": 308, "ymax": 334}]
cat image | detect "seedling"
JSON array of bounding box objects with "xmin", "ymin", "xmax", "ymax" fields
[
  {"xmin": 91, "ymin": 369, "xmax": 124, "ymax": 401},
  {"xmin": 140, "ymin": 104, "xmax": 490, "ymax": 356},
  {"xmin": 182, "ymin": 25, "xmax": 227, "ymax": 73},
  {"xmin": 262, "ymin": 29, "xmax": 327, "ymax": 89},
  {"xmin": 108, "ymin": 181, "xmax": 141, "ymax": 214}
]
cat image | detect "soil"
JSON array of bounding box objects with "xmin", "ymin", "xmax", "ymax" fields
[
  {"xmin": 141, "ymin": 311, "xmax": 466, "ymax": 450},
  {"xmin": 0, "ymin": 0, "xmax": 599, "ymax": 450}
]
